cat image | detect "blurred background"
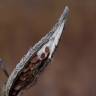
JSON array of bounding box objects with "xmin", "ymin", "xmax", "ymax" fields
[{"xmin": 0, "ymin": 0, "xmax": 96, "ymax": 96}]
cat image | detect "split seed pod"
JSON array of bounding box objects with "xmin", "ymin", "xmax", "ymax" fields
[{"xmin": 4, "ymin": 6, "xmax": 69, "ymax": 96}]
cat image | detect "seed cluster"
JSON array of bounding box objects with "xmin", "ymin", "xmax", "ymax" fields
[{"xmin": 9, "ymin": 47, "xmax": 50, "ymax": 96}]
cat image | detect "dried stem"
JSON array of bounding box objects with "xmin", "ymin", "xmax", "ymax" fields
[
  {"xmin": 1, "ymin": 6, "xmax": 69, "ymax": 96},
  {"xmin": 0, "ymin": 58, "xmax": 9, "ymax": 78}
]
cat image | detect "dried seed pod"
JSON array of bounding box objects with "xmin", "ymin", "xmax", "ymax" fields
[{"xmin": 4, "ymin": 6, "xmax": 69, "ymax": 96}]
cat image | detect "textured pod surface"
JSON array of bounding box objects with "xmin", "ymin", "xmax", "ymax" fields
[{"xmin": 3, "ymin": 6, "xmax": 69, "ymax": 96}]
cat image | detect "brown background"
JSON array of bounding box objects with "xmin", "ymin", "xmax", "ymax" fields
[{"xmin": 0, "ymin": 0, "xmax": 96, "ymax": 96}]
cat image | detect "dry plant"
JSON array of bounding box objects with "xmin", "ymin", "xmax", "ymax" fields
[{"xmin": 0, "ymin": 6, "xmax": 69, "ymax": 96}]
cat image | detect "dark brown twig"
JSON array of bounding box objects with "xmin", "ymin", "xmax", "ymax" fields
[{"xmin": 0, "ymin": 58, "xmax": 9, "ymax": 78}]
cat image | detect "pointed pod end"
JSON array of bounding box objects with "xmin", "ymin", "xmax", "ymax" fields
[
  {"xmin": 64, "ymin": 6, "xmax": 69, "ymax": 17},
  {"xmin": 59, "ymin": 6, "xmax": 70, "ymax": 22}
]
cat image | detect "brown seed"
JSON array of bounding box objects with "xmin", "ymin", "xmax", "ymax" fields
[
  {"xmin": 29, "ymin": 63, "xmax": 33, "ymax": 68},
  {"xmin": 41, "ymin": 53, "xmax": 45, "ymax": 59},
  {"xmin": 31, "ymin": 55, "xmax": 39, "ymax": 63},
  {"xmin": 14, "ymin": 85, "xmax": 21, "ymax": 90},
  {"xmin": 12, "ymin": 92, "xmax": 16, "ymax": 96},
  {"xmin": 32, "ymin": 53, "xmax": 37, "ymax": 58},
  {"xmin": 20, "ymin": 76, "xmax": 26, "ymax": 81},
  {"xmin": 45, "ymin": 47, "xmax": 50, "ymax": 53},
  {"xmin": 29, "ymin": 64, "xmax": 34, "ymax": 70},
  {"xmin": 23, "ymin": 67, "xmax": 29, "ymax": 73}
]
